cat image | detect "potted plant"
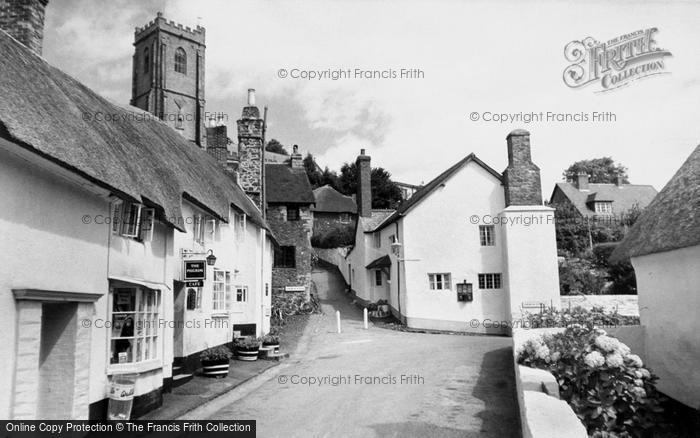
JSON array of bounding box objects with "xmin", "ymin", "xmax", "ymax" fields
[
  {"xmin": 377, "ymin": 299, "xmax": 390, "ymax": 314},
  {"xmin": 262, "ymin": 334, "xmax": 280, "ymax": 349},
  {"xmin": 367, "ymin": 302, "xmax": 379, "ymax": 317},
  {"xmin": 199, "ymin": 345, "xmax": 232, "ymax": 378},
  {"xmin": 234, "ymin": 337, "xmax": 261, "ymax": 361}
]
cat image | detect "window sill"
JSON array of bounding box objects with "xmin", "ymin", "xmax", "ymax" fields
[
  {"xmin": 107, "ymin": 359, "xmax": 162, "ymax": 375},
  {"xmin": 211, "ymin": 312, "xmax": 230, "ymax": 318}
]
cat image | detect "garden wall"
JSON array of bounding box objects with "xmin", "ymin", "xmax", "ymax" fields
[
  {"xmin": 512, "ymin": 328, "xmax": 587, "ymax": 438},
  {"xmin": 560, "ymin": 294, "xmax": 639, "ymax": 316}
]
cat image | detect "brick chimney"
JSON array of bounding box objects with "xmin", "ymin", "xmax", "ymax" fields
[
  {"xmin": 503, "ymin": 129, "xmax": 543, "ymax": 206},
  {"xmin": 576, "ymin": 172, "xmax": 590, "ymax": 191},
  {"xmin": 356, "ymin": 149, "xmax": 372, "ymax": 217},
  {"xmin": 237, "ymin": 88, "xmax": 264, "ymax": 209},
  {"xmin": 206, "ymin": 116, "xmax": 229, "ymax": 166},
  {"xmin": 0, "ymin": 0, "xmax": 49, "ymax": 55},
  {"xmin": 290, "ymin": 145, "xmax": 303, "ymax": 169}
]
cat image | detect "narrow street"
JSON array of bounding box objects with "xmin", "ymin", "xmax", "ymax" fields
[{"xmin": 199, "ymin": 265, "xmax": 521, "ymax": 437}]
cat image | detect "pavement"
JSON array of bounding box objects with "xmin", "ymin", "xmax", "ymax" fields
[{"xmin": 186, "ymin": 264, "xmax": 522, "ymax": 438}]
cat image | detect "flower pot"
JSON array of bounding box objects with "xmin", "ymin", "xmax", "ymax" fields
[
  {"xmin": 378, "ymin": 304, "xmax": 389, "ymax": 313},
  {"xmin": 236, "ymin": 347, "xmax": 260, "ymax": 361},
  {"xmin": 262, "ymin": 342, "xmax": 279, "ymax": 350},
  {"xmin": 201, "ymin": 358, "xmax": 230, "ymax": 378}
]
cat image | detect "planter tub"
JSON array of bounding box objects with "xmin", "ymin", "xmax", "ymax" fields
[
  {"xmin": 236, "ymin": 347, "xmax": 260, "ymax": 361},
  {"xmin": 201, "ymin": 359, "xmax": 230, "ymax": 378}
]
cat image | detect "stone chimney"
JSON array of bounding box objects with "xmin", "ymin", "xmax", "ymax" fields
[
  {"xmin": 615, "ymin": 174, "xmax": 624, "ymax": 187},
  {"xmin": 356, "ymin": 149, "xmax": 372, "ymax": 217},
  {"xmin": 237, "ymin": 88, "xmax": 264, "ymax": 209},
  {"xmin": 503, "ymin": 129, "xmax": 543, "ymax": 206},
  {"xmin": 0, "ymin": 0, "xmax": 49, "ymax": 55},
  {"xmin": 206, "ymin": 121, "xmax": 228, "ymax": 166},
  {"xmin": 290, "ymin": 145, "xmax": 303, "ymax": 169},
  {"xmin": 576, "ymin": 172, "xmax": 590, "ymax": 191}
]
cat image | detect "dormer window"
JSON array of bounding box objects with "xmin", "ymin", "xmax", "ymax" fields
[
  {"xmin": 595, "ymin": 201, "xmax": 613, "ymax": 214},
  {"xmin": 174, "ymin": 47, "xmax": 187, "ymax": 74}
]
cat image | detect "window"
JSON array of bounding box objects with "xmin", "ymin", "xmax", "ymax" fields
[
  {"xmin": 235, "ymin": 213, "xmax": 246, "ymax": 242},
  {"xmin": 389, "ymin": 235, "xmax": 397, "ymax": 244},
  {"xmin": 212, "ymin": 269, "xmax": 232, "ymax": 312},
  {"xmin": 112, "ymin": 200, "xmax": 154, "ymax": 241},
  {"xmin": 193, "ymin": 214, "xmax": 205, "ymax": 244},
  {"xmin": 286, "ymin": 206, "xmax": 300, "ymax": 221},
  {"xmin": 109, "ymin": 286, "xmax": 160, "ymax": 365},
  {"xmin": 174, "ymin": 47, "xmax": 187, "ymax": 74},
  {"xmin": 375, "ymin": 270, "xmax": 382, "ymax": 286},
  {"xmin": 143, "ymin": 47, "xmax": 149, "ymax": 74},
  {"xmin": 428, "ymin": 273, "xmax": 452, "ymax": 290},
  {"xmin": 274, "ymin": 246, "xmax": 296, "ymax": 268},
  {"xmin": 478, "ymin": 273, "xmax": 502, "ymax": 290},
  {"xmin": 236, "ymin": 286, "xmax": 248, "ymax": 302},
  {"xmin": 479, "ymin": 225, "xmax": 495, "ymax": 246},
  {"xmin": 374, "ymin": 233, "xmax": 381, "ymax": 248},
  {"xmin": 595, "ymin": 202, "xmax": 613, "ymax": 214}
]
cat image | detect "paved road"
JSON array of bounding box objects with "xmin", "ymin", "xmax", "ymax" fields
[{"xmin": 205, "ymin": 265, "xmax": 521, "ymax": 437}]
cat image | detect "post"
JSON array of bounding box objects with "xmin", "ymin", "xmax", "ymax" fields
[
  {"xmin": 363, "ymin": 308, "xmax": 368, "ymax": 330},
  {"xmin": 336, "ymin": 311, "xmax": 341, "ymax": 333}
]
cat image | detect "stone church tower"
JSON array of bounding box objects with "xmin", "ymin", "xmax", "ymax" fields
[
  {"xmin": 237, "ymin": 89, "xmax": 265, "ymax": 210},
  {"xmin": 131, "ymin": 13, "xmax": 206, "ymax": 147}
]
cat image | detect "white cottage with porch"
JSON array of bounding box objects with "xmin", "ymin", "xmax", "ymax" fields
[{"xmin": 341, "ymin": 131, "xmax": 560, "ymax": 333}]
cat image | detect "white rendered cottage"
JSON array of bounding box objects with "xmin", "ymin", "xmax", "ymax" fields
[{"xmin": 342, "ymin": 130, "xmax": 560, "ymax": 334}]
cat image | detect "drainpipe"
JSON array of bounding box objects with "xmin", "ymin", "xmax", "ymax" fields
[{"xmin": 395, "ymin": 222, "xmax": 401, "ymax": 319}]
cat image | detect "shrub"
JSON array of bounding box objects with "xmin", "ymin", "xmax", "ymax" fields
[
  {"xmin": 525, "ymin": 306, "xmax": 639, "ymax": 329},
  {"xmin": 559, "ymin": 258, "xmax": 607, "ymax": 295},
  {"xmin": 518, "ymin": 325, "xmax": 665, "ymax": 436},
  {"xmin": 592, "ymin": 243, "xmax": 637, "ymax": 295},
  {"xmin": 199, "ymin": 345, "xmax": 233, "ymax": 361},
  {"xmin": 262, "ymin": 334, "xmax": 280, "ymax": 345}
]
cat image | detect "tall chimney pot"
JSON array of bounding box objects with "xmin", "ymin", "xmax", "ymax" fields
[{"xmin": 247, "ymin": 88, "xmax": 256, "ymax": 106}]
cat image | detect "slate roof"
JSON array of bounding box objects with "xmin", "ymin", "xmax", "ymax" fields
[
  {"xmin": 551, "ymin": 182, "xmax": 657, "ymax": 217},
  {"xmin": 265, "ymin": 164, "xmax": 315, "ymax": 204},
  {"xmin": 0, "ymin": 30, "xmax": 269, "ymax": 233},
  {"xmin": 612, "ymin": 145, "xmax": 700, "ymax": 261},
  {"xmin": 312, "ymin": 185, "xmax": 357, "ymax": 213},
  {"xmin": 374, "ymin": 153, "xmax": 503, "ymax": 232},
  {"xmin": 360, "ymin": 210, "xmax": 395, "ymax": 232}
]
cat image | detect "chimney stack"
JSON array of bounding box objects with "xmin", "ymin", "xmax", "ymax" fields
[
  {"xmin": 615, "ymin": 174, "xmax": 624, "ymax": 187},
  {"xmin": 237, "ymin": 89, "xmax": 264, "ymax": 209},
  {"xmin": 0, "ymin": 0, "xmax": 49, "ymax": 55},
  {"xmin": 290, "ymin": 144, "xmax": 303, "ymax": 169},
  {"xmin": 503, "ymin": 129, "xmax": 543, "ymax": 206},
  {"xmin": 576, "ymin": 172, "xmax": 589, "ymax": 191},
  {"xmin": 356, "ymin": 149, "xmax": 372, "ymax": 217}
]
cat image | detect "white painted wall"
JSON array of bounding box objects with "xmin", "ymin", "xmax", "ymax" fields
[
  {"xmin": 401, "ymin": 162, "xmax": 507, "ymax": 333},
  {"xmin": 0, "ymin": 146, "xmax": 109, "ymax": 418},
  {"xmin": 632, "ymin": 245, "xmax": 700, "ymax": 409}
]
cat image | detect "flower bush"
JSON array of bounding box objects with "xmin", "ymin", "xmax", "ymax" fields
[
  {"xmin": 525, "ymin": 305, "xmax": 639, "ymax": 329},
  {"xmin": 518, "ymin": 325, "xmax": 665, "ymax": 437}
]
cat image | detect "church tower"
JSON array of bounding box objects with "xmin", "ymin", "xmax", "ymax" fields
[{"xmin": 131, "ymin": 13, "xmax": 206, "ymax": 147}]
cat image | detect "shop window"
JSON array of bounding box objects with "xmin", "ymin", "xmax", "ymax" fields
[{"xmin": 109, "ymin": 286, "xmax": 161, "ymax": 365}]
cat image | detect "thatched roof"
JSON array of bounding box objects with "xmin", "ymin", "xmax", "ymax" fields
[
  {"xmin": 612, "ymin": 145, "xmax": 700, "ymax": 261},
  {"xmin": 312, "ymin": 185, "xmax": 357, "ymax": 213},
  {"xmin": 551, "ymin": 182, "xmax": 657, "ymax": 217},
  {"xmin": 374, "ymin": 153, "xmax": 502, "ymax": 232},
  {"xmin": 0, "ymin": 30, "xmax": 268, "ymax": 233},
  {"xmin": 265, "ymin": 164, "xmax": 315, "ymax": 204}
]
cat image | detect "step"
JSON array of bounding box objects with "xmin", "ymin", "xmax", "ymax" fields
[
  {"xmin": 172, "ymin": 373, "xmax": 193, "ymax": 388},
  {"xmin": 261, "ymin": 352, "xmax": 289, "ymax": 362}
]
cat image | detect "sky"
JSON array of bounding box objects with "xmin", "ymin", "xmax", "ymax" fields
[{"xmin": 42, "ymin": 0, "xmax": 700, "ymax": 195}]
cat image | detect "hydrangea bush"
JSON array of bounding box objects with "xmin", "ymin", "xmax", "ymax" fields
[
  {"xmin": 518, "ymin": 325, "xmax": 665, "ymax": 437},
  {"xmin": 525, "ymin": 305, "xmax": 640, "ymax": 329}
]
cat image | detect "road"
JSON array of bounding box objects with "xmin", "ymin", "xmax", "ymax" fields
[{"xmin": 202, "ymin": 265, "xmax": 521, "ymax": 437}]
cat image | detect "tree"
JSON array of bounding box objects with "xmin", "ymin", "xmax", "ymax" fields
[
  {"xmin": 265, "ymin": 139, "xmax": 288, "ymax": 155},
  {"xmin": 337, "ymin": 162, "xmax": 403, "ymax": 209},
  {"xmin": 563, "ymin": 157, "xmax": 629, "ymax": 183}
]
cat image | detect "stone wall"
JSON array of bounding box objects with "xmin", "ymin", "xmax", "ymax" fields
[
  {"xmin": 503, "ymin": 130, "xmax": 543, "ymax": 206},
  {"xmin": 268, "ymin": 204, "xmax": 313, "ymax": 295}
]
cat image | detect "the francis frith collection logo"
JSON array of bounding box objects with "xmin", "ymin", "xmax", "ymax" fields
[{"xmin": 563, "ymin": 28, "xmax": 672, "ymax": 92}]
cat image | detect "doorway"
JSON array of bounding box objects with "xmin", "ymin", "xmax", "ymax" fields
[{"xmin": 37, "ymin": 302, "xmax": 78, "ymax": 419}]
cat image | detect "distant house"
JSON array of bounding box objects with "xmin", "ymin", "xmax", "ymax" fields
[
  {"xmin": 612, "ymin": 145, "xmax": 700, "ymax": 411},
  {"xmin": 311, "ymin": 185, "xmax": 357, "ymax": 245},
  {"xmin": 395, "ymin": 181, "xmax": 421, "ymax": 201},
  {"xmin": 340, "ymin": 131, "xmax": 560, "ymax": 333},
  {"xmin": 550, "ymin": 173, "xmax": 657, "ymax": 221}
]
